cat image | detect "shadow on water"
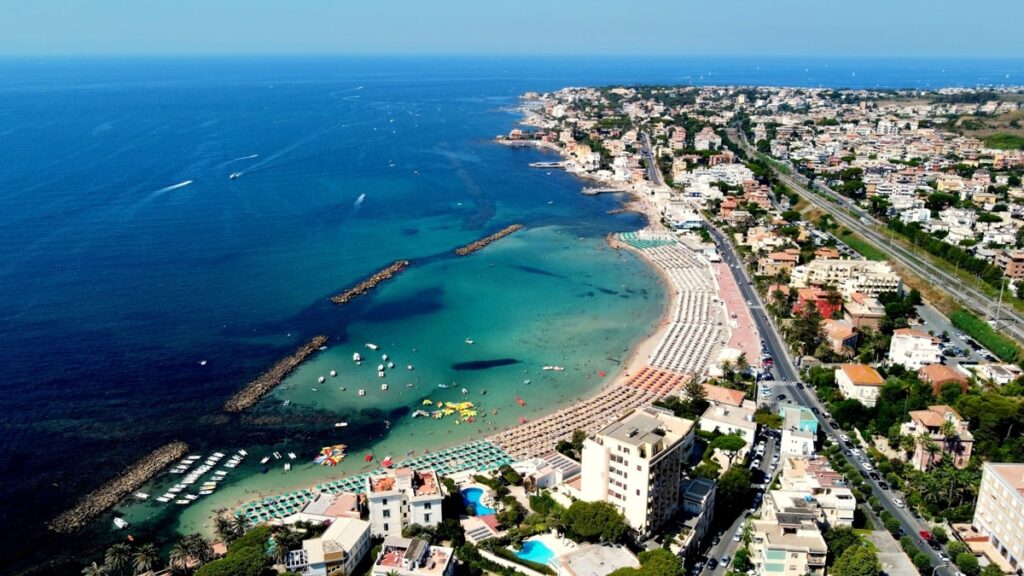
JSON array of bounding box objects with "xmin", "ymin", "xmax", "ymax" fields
[
  {"xmin": 451, "ymin": 358, "xmax": 520, "ymax": 371},
  {"xmin": 361, "ymin": 286, "xmax": 445, "ymax": 322}
]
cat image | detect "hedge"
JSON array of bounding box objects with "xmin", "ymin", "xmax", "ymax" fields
[{"xmin": 949, "ymin": 309, "xmax": 1021, "ymax": 363}]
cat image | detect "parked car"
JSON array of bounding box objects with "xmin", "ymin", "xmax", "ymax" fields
[
  {"xmin": 707, "ymin": 559, "xmax": 718, "ymax": 570},
  {"xmin": 720, "ymin": 556, "xmax": 731, "ymax": 566},
  {"xmin": 878, "ymin": 481, "xmax": 889, "ymax": 490},
  {"xmin": 733, "ymin": 532, "xmax": 742, "ymax": 542},
  {"xmin": 893, "ymin": 498, "xmax": 905, "ymax": 508}
]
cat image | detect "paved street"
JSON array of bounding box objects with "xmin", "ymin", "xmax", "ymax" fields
[{"xmin": 707, "ymin": 224, "xmax": 954, "ymax": 576}]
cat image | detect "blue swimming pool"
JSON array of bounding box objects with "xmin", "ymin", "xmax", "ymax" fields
[
  {"xmin": 461, "ymin": 487, "xmax": 496, "ymax": 515},
  {"xmin": 516, "ymin": 539, "xmax": 555, "ymax": 565}
]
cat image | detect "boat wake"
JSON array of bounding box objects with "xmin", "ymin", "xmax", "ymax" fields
[
  {"xmin": 353, "ymin": 193, "xmax": 366, "ymax": 208},
  {"xmin": 149, "ymin": 179, "xmax": 193, "ymax": 198}
]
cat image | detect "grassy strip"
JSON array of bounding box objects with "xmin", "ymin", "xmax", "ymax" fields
[
  {"xmin": 949, "ymin": 309, "xmax": 1022, "ymax": 363},
  {"xmin": 837, "ymin": 230, "xmax": 888, "ymax": 261},
  {"xmin": 984, "ymin": 132, "xmax": 1024, "ymax": 150}
]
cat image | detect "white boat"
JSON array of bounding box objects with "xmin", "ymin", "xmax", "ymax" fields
[
  {"xmin": 465, "ymin": 338, "xmax": 474, "ymax": 345},
  {"xmin": 407, "ymin": 364, "xmax": 414, "ymax": 371},
  {"xmin": 238, "ymin": 449, "xmax": 248, "ymax": 456},
  {"xmin": 273, "ymin": 452, "xmax": 282, "ymax": 460},
  {"xmin": 353, "ymin": 352, "xmax": 363, "ymax": 362},
  {"xmin": 411, "ymin": 410, "xmax": 430, "ymax": 418},
  {"xmin": 461, "ymin": 388, "xmax": 468, "ymax": 394},
  {"xmin": 134, "ymin": 492, "xmax": 149, "ymax": 500},
  {"xmin": 199, "ymin": 360, "xmax": 207, "ymax": 366},
  {"xmin": 381, "ymin": 383, "xmax": 389, "ymax": 391},
  {"xmin": 229, "ymin": 172, "xmax": 241, "ymax": 180},
  {"xmin": 330, "ymin": 370, "xmax": 337, "ymax": 377},
  {"xmin": 156, "ymin": 496, "xmax": 171, "ymax": 503},
  {"xmin": 260, "ymin": 456, "xmax": 270, "ymax": 464},
  {"xmin": 199, "ymin": 490, "xmax": 214, "ymax": 495},
  {"xmin": 358, "ymin": 389, "xmax": 366, "ymax": 396},
  {"xmin": 288, "ymin": 452, "xmax": 297, "ymax": 460},
  {"xmin": 175, "ymin": 499, "xmax": 190, "ymax": 505},
  {"xmin": 437, "ymin": 383, "xmax": 453, "ymax": 389},
  {"xmin": 318, "ymin": 376, "xmax": 326, "ymax": 384},
  {"xmin": 365, "ymin": 343, "xmax": 379, "ymax": 350},
  {"xmin": 543, "ymin": 366, "xmax": 566, "ymax": 372},
  {"xmin": 113, "ymin": 517, "xmax": 130, "ymax": 529},
  {"xmin": 213, "ymin": 452, "xmax": 224, "ymax": 458},
  {"xmin": 283, "ymin": 400, "xmax": 291, "ymax": 406},
  {"xmin": 387, "ymin": 362, "xmax": 395, "ymax": 369},
  {"xmin": 185, "ymin": 494, "xmax": 199, "ymax": 501},
  {"xmin": 335, "ymin": 422, "xmax": 348, "ymax": 427},
  {"xmin": 377, "ymin": 364, "xmax": 385, "ymax": 371},
  {"xmin": 382, "ymin": 353, "xmax": 389, "ymax": 361},
  {"xmin": 377, "ymin": 371, "xmax": 385, "ymax": 378},
  {"xmin": 284, "ymin": 463, "xmax": 292, "ymax": 471}
]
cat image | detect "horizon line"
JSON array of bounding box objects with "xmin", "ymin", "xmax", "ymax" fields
[{"xmin": 1, "ymin": 52, "xmax": 1024, "ymax": 61}]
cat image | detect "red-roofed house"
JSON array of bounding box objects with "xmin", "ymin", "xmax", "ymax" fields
[
  {"xmin": 793, "ymin": 288, "xmax": 842, "ymax": 319},
  {"xmin": 822, "ymin": 319, "xmax": 857, "ymax": 354},
  {"xmin": 835, "ymin": 364, "xmax": 885, "ymax": 407},
  {"xmin": 918, "ymin": 364, "xmax": 969, "ymax": 396},
  {"xmin": 701, "ymin": 383, "xmax": 746, "ymax": 407},
  {"xmin": 900, "ymin": 405, "xmax": 974, "ymax": 470}
]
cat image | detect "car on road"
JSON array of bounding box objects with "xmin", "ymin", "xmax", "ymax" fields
[
  {"xmin": 840, "ymin": 434, "xmax": 850, "ymax": 442},
  {"xmin": 828, "ymin": 420, "xmax": 839, "ymax": 429},
  {"xmin": 733, "ymin": 532, "xmax": 742, "ymax": 542},
  {"xmin": 720, "ymin": 555, "xmax": 730, "ymax": 566},
  {"xmin": 777, "ymin": 394, "xmax": 787, "ymax": 401},
  {"xmin": 893, "ymin": 498, "xmax": 905, "ymax": 508},
  {"xmin": 919, "ymin": 530, "xmax": 933, "ymax": 541},
  {"xmin": 878, "ymin": 481, "xmax": 889, "ymax": 490},
  {"xmin": 707, "ymin": 559, "xmax": 718, "ymax": 570},
  {"xmin": 869, "ymin": 472, "xmax": 880, "ymax": 480},
  {"xmin": 863, "ymin": 462, "xmax": 874, "ymax": 472},
  {"xmin": 939, "ymin": 553, "xmax": 950, "ymax": 563},
  {"xmin": 796, "ymin": 382, "xmax": 804, "ymax": 389}
]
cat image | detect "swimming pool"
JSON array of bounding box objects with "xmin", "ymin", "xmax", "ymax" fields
[
  {"xmin": 516, "ymin": 539, "xmax": 555, "ymax": 565},
  {"xmin": 461, "ymin": 487, "xmax": 496, "ymax": 515}
]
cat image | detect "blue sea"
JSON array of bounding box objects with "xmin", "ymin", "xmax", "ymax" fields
[{"xmin": 1, "ymin": 56, "xmax": 1022, "ymax": 574}]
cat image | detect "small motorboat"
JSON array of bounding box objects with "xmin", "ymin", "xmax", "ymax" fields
[
  {"xmin": 461, "ymin": 388, "xmax": 469, "ymax": 394},
  {"xmin": 381, "ymin": 383, "xmax": 389, "ymax": 390},
  {"xmin": 198, "ymin": 490, "xmax": 214, "ymax": 495},
  {"xmin": 407, "ymin": 364, "xmax": 414, "ymax": 370},
  {"xmin": 365, "ymin": 343, "xmax": 379, "ymax": 350},
  {"xmin": 377, "ymin": 371, "xmax": 385, "ymax": 378},
  {"xmin": 358, "ymin": 389, "xmax": 366, "ymax": 396},
  {"xmin": 465, "ymin": 338, "xmax": 474, "ymax": 345},
  {"xmin": 381, "ymin": 455, "xmax": 394, "ymax": 468},
  {"xmin": 199, "ymin": 360, "xmax": 207, "ymax": 366},
  {"xmin": 382, "ymin": 354, "xmax": 389, "ymax": 361},
  {"xmin": 229, "ymin": 172, "xmax": 242, "ymax": 180},
  {"xmin": 284, "ymin": 463, "xmax": 292, "ymax": 471},
  {"xmin": 283, "ymin": 400, "xmax": 291, "ymax": 406},
  {"xmin": 273, "ymin": 452, "xmax": 282, "ymax": 460},
  {"xmin": 353, "ymin": 352, "xmax": 363, "ymax": 362},
  {"xmin": 156, "ymin": 496, "xmax": 171, "ymax": 503},
  {"xmin": 318, "ymin": 376, "xmax": 326, "ymax": 384},
  {"xmin": 364, "ymin": 453, "xmax": 373, "ymax": 462},
  {"xmin": 113, "ymin": 517, "xmax": 130, "ymax": 529},
  {"xmin": 387, "ymin": 362, "xmax": 395, "ymax": 369},
  {"xmin": 335, "ymin": 422, "xmax": 348, "ymax": 428},
  {"xmin": 260, "ymin": 456, "xmax": 270, "ymax": 464},
  {"xmin": 377, "ymin": 364, "xmax": 385, "ymax": 371},
  {"xmin": 133, "ymin": 492, "xmax": 149, "ymax": 500},
  {"xmin": 175, "ymin": 499, "xmax": 190, "ymax": 505},
  {"xmin": 330, "ymin": 370, "xmax": 337, "ymax": 377}
]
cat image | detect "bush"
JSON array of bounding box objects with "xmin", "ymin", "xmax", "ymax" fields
[
  {"xmin": 932, "ymin": 525, "xmax": 948, "ymax": 544},
  {"xmin": 947, "ymin": 541, "xmax": 970, "ymax": 558},
  {"xmin": 913, "ymin": 552, "xmax": 933, "ymax": 573},
  {"xmin": 950, "ymin": 309, "xmax": 1021, "ymax": 363},
  {"xmin": 956, "ymin": 552, "xmax": 980, "ymax": 576}
]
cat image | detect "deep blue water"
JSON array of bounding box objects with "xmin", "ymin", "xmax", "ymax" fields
[{"xmin": 1, "ymin": 55, "xmax": 1022, "ymax": 574}]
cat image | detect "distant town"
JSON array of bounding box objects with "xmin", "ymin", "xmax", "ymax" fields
[{"xmin": 82, "ymin": 84, "xmax": 1024, "ymax": 576}]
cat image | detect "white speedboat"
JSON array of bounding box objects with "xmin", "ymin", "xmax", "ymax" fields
[
  {"xmin": 358, "ymin": 389, "xmax": 366, "ymax": 396},
  {"xmin": 381, "ymin": 383, "xmax": 389, "ymax": 391},
  {"xmin": 175, "ymin": 499, "xmax": 190, "ymax": 505},
  {"xmin": 318, "ymin": 376, "xmax": 325, "ymax": 384},
  {"xmin": 353, "ymin": 352, "xmax": 363, "ymax": 362},
  {"xmin": 199, "ymin": 490, "xmax": 214, "ymax": 495},
  {"xmin": 330, "ymin": 370, "xmax": 337, "ymax": 377},
  {"xmin": 284, "ymin": 463, "xmax": 292, "ymax": 471},
  {"xmin": 273, "ymin": 452, "xmax": 282, "ymax": 460},
  {"xmin": 335, "ymin": 422, "xmax": 348, "ymax": 427},
  {"xmin": 113, "ymin": 517, "xmax": 129, "ymax": 529},
  {"xmin": 133, "ymin": 492, "xmax": 149, "ymax": 500},
  {"xmin": 382, "ymin": 353, "xmax": 389, "ymax": 361},
  {"xmin": 260, "ymin": 456, "xmax": 270, "ymax": 464},
  {"xmin": 377, "ymin": 371, "xmax": 385, "ymax": 378},
  {"xmin": 156, "ymin": 496, "xmax": 171, "ymax": 503},
  {"xmin": 387, "ymin": 362, "xmax": 394, "ymax": 369},
  {"xmin": 407, "ymin": 364, "xmax": 414, "ymax": 370},
  {"xmin": 377, "ymin": 364, "xmax": 385, "ymax": 371},
  {"xmin": 229, "ymin": 172, "xmax": 241, "ymax": 180},
  {"xmin": 288, "ymin": 452, "xmax": 297, "ymax": 460},
  {"xmin": 365, "ymin": 343, "xmax": 379, "ymax": 350},
  {"xmin": 465, "ymin": 338, "xmax": 474, "ymax": 345}
]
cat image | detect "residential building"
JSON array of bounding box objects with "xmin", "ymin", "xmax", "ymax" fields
[
  {"xmin": 842, "ymin": 293, "xmax": 886, "ymax": 330},
  {"xmin": 822, "ymin": 319, "xmax": 857, "ymax": 354},
  {"xmin": 581, "ymin": 406, "xmax": 696, "ymax": 538},
  {"xmin": 749, "ymin": 518, "xmax": 827, "ymax": 576},
  {"xmin": 366, "ymin": 468, "xmax": 444, "ymax": 537},
  {"xmin": 790, "ymin": 259, "xmax": 902, "ymax": 296},
  {"xmin": 997, "ymin": 250, "xmax": 1024, "ymax": 279},
  {"xmin": 971, "ymin": 463, "xmax": 1024, "ymax": 572},
  {"xmin": 695, "ymin": 127, "xmax": 722, "ymax": 151},
  {"xmin": 675, "ymin": 478, "xmax": 717, "ymax": 564},
  {"xmin": 778, "ymin": 457, "xmax": 855, "ymax": 528},
  {"xmin": 888, "ymin": 328, "xmax": 941, "ymax": 370},
  {"xmin": 701, "ymin": 383, "xmax": 747, "ymax": 407},
  {"xmin": 900, "ymin": 405, "xmax": 974, "ymax": 471},
  {"xmin": 699, "ymin": 400, "xmax": 758, "ymax": 445},
  {"xmin": 974, "ymin": 363, "xmax": 1024, "ymax": 386},
  {"xmin": 510, "ymin": 452, "xmax": 581, "ymax": 490},
  {"xmin": 835, "ymin": 364, "xmax": 885, "ymax": 407},
  {"xmin": 792, "ymin": 288, "xmax": 842, "ymax": 320},
  {"xmin": 556, "ymin": 544, "xmax": 640, "ymax": 576},
  {"xmin": 286, "ymin": 517, "xmax": 372, "ymax": 576},
  {"xmin": 371, "ymin": 537, "xmax": 456, "ymax": 576},
  {"xmin": 757, "ymin": 250, "xmax": 800, "ymax": 277},
  {"xmin": 779, "ymin": 406, "xmax": 817, "ymax": 457},
  {"xmin": 918, "ymin": 364, "xmax": 969, "ymax": 396}
]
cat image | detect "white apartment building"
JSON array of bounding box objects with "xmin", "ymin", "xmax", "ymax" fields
[
  {"xmin": 779, "ymin": 408, "xmax": 816, "ymax": 458},
  {"xmin": 972, "ymin": 463, "xmax": 1024, "ymax": 572},
  {"xmin": 750, "ymin": 518, "xmax": 827, "ymax": 576},
  {"xmin": 790, "ymin": 259, "xmax": 902, "ymax": 297},
  {"xmin": 778, "ymin": 457, "xmax": 856, "ymax": 528},
  {"xmin": 699, "ymin": 400, "xmax": 758, "ymax": 445},
  {"xmin": 371, "ymin": 537, "xmax": 456, "ymax": 576},
  {"xmin": 285, "ymin": 516, "xmax": 372, "ymax": 576},
  {"xmin": 835, "ymin": 364, "xmax": 885, "ymax": 407},
  {"xmin": 366, "ymin": 468, "xmax": 444, "ymax": 537},
  {"xmin": 888, "ymin": 328, "xmax": 941, "ymax": 370},
  {"xmin": 581, "ymin": 406, "xmax": 695, "ymax": 538}
]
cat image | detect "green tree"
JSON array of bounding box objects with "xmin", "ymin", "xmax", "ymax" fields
[
  {"xmin": 636, "ymin": 549, "xmax": 681, "ymax": 576},
  {"xmin": 946, "ymin": 541, "xmax": 970, "ymax": 558},
  {"xmin": 133, "ymin": 543, "xmax": 160, "ymax": 575},
  {"xmin": 732, "ymin": 548, "xmax": 753, "ymax": 571},
  {"xmin": 104, "ymin": 543, "xmax": 133, "ymax": 576},
  {"xmin": 823, "ymin": 526, "xmax": 860, "ymax": 565},
  {"xmin": 956, "ymin": 552, "xmax": 980, "ymax": 576},
  {"xmin": 717, "ymin": 467, "xmax": 752, "ymax": 517},
  {"xmin": 711, "ymin": 434, "xmax": 748, "ymax": 466},
  {"xmin": 562, "ymin": 500, "xmax": 628, "ymax": 543},
  {"xmin": 981, "ymin": 563, "xmax": 1004, "ymax": 576},
  {"xmin": 832, "ymin": 545, "xmax": 881, "ymax": 576},
  {"xmin": 931, "ymin": 525, "xmax": 948, "ymax": 544},
  {"xmin": 81, "ymin": 562, "xmax": 110, "ymax": 576}
]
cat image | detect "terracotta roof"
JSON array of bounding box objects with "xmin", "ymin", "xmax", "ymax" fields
[
  {"xmin": 918, "ymin": 364, "xmax": 967, "ymax": 384},
  {"xmin": 893, "ymin": 328, "xmax": 935, "ymax": 340},
  {"xmin": 823, "ymin": 319, "xmax": 856, "ymax": 340},
  {"xmin": 839, "ymin": 364, "xmax": 884, "ymax": 386},
  {"xmin": 703, "ymin": 383, "xmax": 746, "ymax": 407}
]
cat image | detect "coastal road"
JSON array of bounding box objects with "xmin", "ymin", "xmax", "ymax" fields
[
  {"xmin": 640, "ymin": 132, "xmax": 667, "ymax": 187},
  {"xmin": 708, "ymin": 225, "xmax": 955, "ymax": 576},
  {"xmin": 726, "ymin": 127, "xmax": 1024, "ymax": 344}
]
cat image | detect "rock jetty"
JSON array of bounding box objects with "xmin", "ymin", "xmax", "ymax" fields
[
  {"xmin": 48, "ymin": 441, "xmax": 189, "ymax": 533},
  {"xmin": 454, "ymin": 224, "xmax": 524, "ymax": 256},
  {"xmin": 330, "ymin": 260, "xmax": 410, "ymax": 305},
  {"xmin": 224, "ymin": 335, "xmax": 328, "ymax": 412}
]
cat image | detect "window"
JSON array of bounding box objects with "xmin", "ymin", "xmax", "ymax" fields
[
  {"xmin": 382, "ymin": 498, "xmax": 388, "ymax": 505},
  {"xmin": 383, "ymin": 510, "xmax": 390, "ymax": 518},
  {"xmin": 636, "ymin": 489, "xmax": 641, "ymax": 496},
  {"xmin": 424, "ymin": 514, "xmax": 431, "ymax": 523},
  {"xmin": 424, "ymin": 503, "xmax": 432, "ymax": 510},
  {"xmin": 384, "ymin": 523, "xmax": 389, "ymax": 532}
]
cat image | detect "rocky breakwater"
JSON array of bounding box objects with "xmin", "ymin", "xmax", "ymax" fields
[
  {"xmin": 49, "ymin": 441, "xmax": 189, "ymax": 533},
  {"xmin": 454, "ymin": 224, "xmax": 524, "ymax": 256},
  {"xmin": 330, "ymin": 260, "xmax": 410, "ymax": 305},
  {"xmin": 224, "ymin": 335, "xmax": 329, "ymax": 412}
]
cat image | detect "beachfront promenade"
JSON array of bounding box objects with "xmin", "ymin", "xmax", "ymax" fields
[{"xmin": 234, "ymin": 227, "xmax": 726, "ymax": 523}]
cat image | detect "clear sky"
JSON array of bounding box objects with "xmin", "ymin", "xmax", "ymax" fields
[{"xmin": 2, "ymin": 0, "xmax": 1022, "ymax": 58}]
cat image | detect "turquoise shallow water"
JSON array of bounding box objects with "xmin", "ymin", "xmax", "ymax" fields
[{"xmin": 517, "ymin": 540, "xmax": 556, "ymax": 565}]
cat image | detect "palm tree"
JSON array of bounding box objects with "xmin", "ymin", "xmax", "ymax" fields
[
  {"xmin": 104, "ymin": 543, "xmax": 133, "ymax": 576},
  {"xmin": 272, "ymin": 526, "xmax": 297, "ymax": 565},
  {"xmin": 919, "ymin": 432, "xmax": 941, "ymax": 470},
  {"xmin": 214, "ymin": 515, "xmax": 235, "ymax": 543},
  {"xmin": 184, "ymin": 534, "xmax": 213, "ymax": 567},
  {"xmin": 82, "ymin": 562, "xmax": 110, "ymax": 576},
  {"xmin": 229, "ymin": 513, "xmax": 250, "ymax": 539},
  {"xmin": 168, "ymin": 540, "xmax": 192, "ymax": 574},
  {"xmin": 133, "ymin": 543, "xmax": 160, "ymax": 575}
]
